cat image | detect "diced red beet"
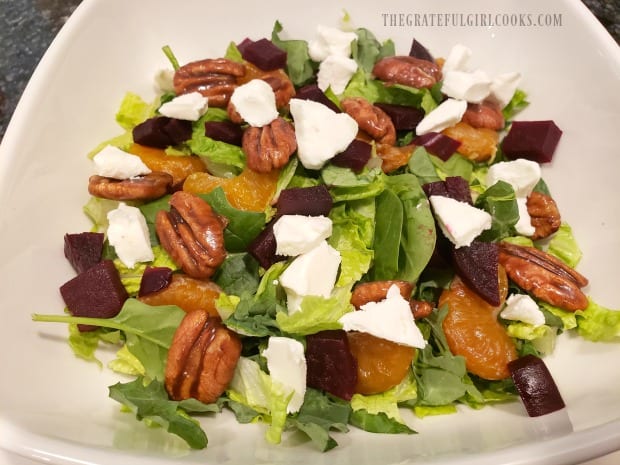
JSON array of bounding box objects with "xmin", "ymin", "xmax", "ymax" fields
[
  {"xmin": 275, "ymin": 185, "xmax": 333, "ymax": 217},
  {"xmin": 294, "ymin": 84, "xmax": 341, "ymax": 113},
  {"xmin": 408, "ymin": 38, "xmax": 435, "ymax": 63},
  {"xmin": 63, "ymin": 232, "xmax": 104, "ymax": 274},
  {"xmin": 247, "ymin": 221, "xmax": 285, "ymax": 269},
  {"xmin": 413, "ymin": 132, "xmax": 461, "ymax": 161},
  {"xmin": 133, "ymin": 116, "xmax": 192, "ymax": 148},
  {"xmin": 306, "ymin": 330, "xmax": 358, "ymax": 401},
  {"xmin": 508, "ymin": 355, "xmax": 566, "ymax": 417},
  {"xmin": 452, "ymin": 241, "xmax": 500, "ymax": 306},
  {"xmin": 374, "ymin": 103, "xmax": 425, "ymax": 130},
  {"xmin": 138, "ymin": 266, "xmax": 173, "ymax": 297},
  {"xmin": 204, "ymin": 121, "xmax": 244, "ymax": 146},
  {"xmin": 238, "ymin": 38, "xmax": 287, "ymax": 71},
  {"xmin": 501, "ymin": 120, "xmax": 562, "ymax": 163},
  {"xmin": 331, "ymin": 139, "xmax": 372, "ymax": 172},
  {"xmin": 59, "ymin": 260, "xmax": 129, "ymax": 331},
  {"xmin": 423, "ymin": 176, "xmax": 472, "ymax": 204}
]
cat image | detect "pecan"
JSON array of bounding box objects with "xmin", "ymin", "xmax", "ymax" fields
[
  {"xmin": 341, "ymin": 97, "xmax": 396, "ymax": 145},
  {"xmin": 499, "ymin": 242, "xmax": 589, "ymax": 311},
  {"xmin": 526, "ymin": 191, "xmax": 561, "ymax": 240},
  {"xmin": 351, "ymin": 280, "xmax": 413, "ymax": 309},
  {"xmin": 173, "ymin": 58, "xmax": 246, "ymax": 107},
  {"xmin": 165, "ymin": 311, "xmax": 241, "ymax": 404},
  {"xmin": 462, "ymin": 101, "xmax": 505, "ymax": 130},
  {"xmin": 410, "ymin": 299, "xmax": 434, "ymax": 320},
  {"xmin": 372, "ymin": 56, "xmax": 442, "ymax": 89},
  {"xmin": 88, "ymin": 172, "xmax": 172, "ymax": 201},
  {"xmin": 242, "ymin": 117, "xmax": 297, "ymax": 173},
  {"xmin": 155, "ymin": 191, "xmax": 227, "ymax": 278}
]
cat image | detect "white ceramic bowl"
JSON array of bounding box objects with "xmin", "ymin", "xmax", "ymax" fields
[{"xmin": 1, "ymin": 1, "xmax": 618, "ymax": 464}]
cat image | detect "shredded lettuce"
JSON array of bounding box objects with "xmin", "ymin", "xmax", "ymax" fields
[{"xmin": 547, "ymin": 222, "xmax": 582, "ymax": 267}]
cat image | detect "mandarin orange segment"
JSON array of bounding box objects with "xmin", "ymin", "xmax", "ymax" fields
[
  {"xmin": 439, "ymin": 268, "xmax": 517, "ymax": 380},
  {"xmin": 138, "ymin": 274, "xmax": 222, "ymax": 316},
  {"xmin": 183, "ymin": 167, "xmax": 279, "ymax": 212},
  {"xmin": 347, "ymin": 332, "xmax": 415, "ymax": 395},
  {"xmin": 128, "ymin": 143, "xmax": 206, "ymax": 186},
  {"xmin": 442, "ymin": 122, "xmax": 499, "ymax": 162}
]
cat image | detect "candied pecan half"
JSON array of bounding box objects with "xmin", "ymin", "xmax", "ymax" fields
[
  {"xmin": 462, "ymin": 101, "xmax": 505, "ymax": 130},
  {"xmin": 410, "ymin": 299, "xmax": 434, "ymax": 320},
  {"xmin": 156, "ymin": 191, "xmax": 226, "ymax": 279},
  {"xmin": 341, "ymin": 97, "xmax": 396, "ymax": 145},
  {"xmin": 351, "ymin": 280, "xmax": 414, "ymax": 309},
  {"xmin": 88, "ymin": 172, "xmax": 172, "ymax": 201},
  {"xmin": 165, "ymin": 311, "xmax": 241, "ymax": 404},
  {"xmin": 526, "ymin": 191, "xmax": 561, "ymax": 240},
  {"xmin": 242, "ymin": 117, "xmax": 297, "ymax": 173},
  {"xmin": 499, "ymin": 242, "xmax": 588, "ymax": 311},
  {"xmin": 372, "ymin": 56, "xmax": 442, "ymax": 89},
  {"xmin": 174, "ymin": 58, "xmax": 246, "ymax": 107}
]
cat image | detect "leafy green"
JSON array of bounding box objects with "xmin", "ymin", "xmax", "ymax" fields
[
  {"xmin": 575, "ymin": 299, "xmax": 620, "ymax": 342},
  {"xmin": 321, "ymin": 165, "xmax": 385, "ymax": 202},
  {"xmin": 476, "ymin": 180, "xmax": 519, "ymax": 241},
  {"xmin": 351, "ymin": 28, "xmax": 394, "ymax": 73},
  {"xmin": 113, "ymin": 245, "xmax": 178, "ymax": 295},
  {"xmin": 372, "ymin": 174, "xmax": 436, "ymax": 282},
  {"xmin": 350, "ymin": 372, "xmax": 418, "ymax": 424},
  {"xmin": 33, "ymin": 299, "xmax": 185, "ymax": 381},
  {"xmin": 502, "ymin": 88, "xmax": 529, "ymax": 122},
  {"xmin": 213, "ymin": 253, "xmax": 261, "ymax": 296},
  {"xmin": 109, "ymin": 377, "xmax": 217, "ymax": 449},
  {"xmin": 407, "ymin": 146, "xmax": 441, "ymax": 184},
  {"xmin": 223, "ymin": 41, "xmax": 244, "ymax": 63},
  {"xmin": 115, "ymin": 92, "xmax": 158, "ymax": 130},
  {"xmin": 83, "ymin": 197, "xmax": 121, "ymax": 232},
  {"xmin": 271, "ymin": 21, "xmax": 317, "ymax": 86},
  {"xmin": 547, "ymin": 222, "xmax": 582, "ymax": 267},
  {"xmin": 288, "ymin": 389, "xmax": 351, "ymax": 452},
  {"xmin": 372, "ymin": 188, "xmax": 403, "ymax": 280}
]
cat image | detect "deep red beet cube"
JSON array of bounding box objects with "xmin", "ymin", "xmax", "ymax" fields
[
  {"xmin": 295, "ymin": 84, "xmax": 341, "ymax": 113},
  {"xmin": 413, "ymin": 132, "xmax": 461, "ymax": 161},
  {"xmin": 423, "ymin": 176, "xmax": 472, "ymax": 204},
  {"xmin": 247, "ymin": 221, "xmax": 285, "ymax": 269},
  {"xmin": 408, "ymin": 38, "xmax": 434, "ymax": 62},
  {"xmin": 204, "ymin": 121, "xmax": 244, "ymax": 146},
  {"xmin": 452, "ymin": 241, "xmax": 500, "ymax": 306},
  {"xmin": 508, "ymin": 355, "xmax": 565, "ymax": 417},
  {"xmin": 306, "ymin": 330, "xmax": 358, "ymax": 401},
  {"xmin": 64, "ymin": 232, "xmax": 105, "ymax": 274},
  {"xmin": 133, "ymin": 116, "xmax": 192, "ymax": 148},
  {"xmin": 275, "ymin": 185, "xmax": 333, "ymax": 217},
  {"xmin": 331, "ymin": 139, "xmax": 372, "ymax": 172},
  {"xmin": 138, "ymin": 266, "xmax": 173, "ymax": 297},
  {"xmin": 501, "ymin": 120, "xmax": 562, "ymax": 163},
  {"xmin": 60, "ymin": 260, "xmax": 129, "ymax": 331},
  {"xmin": 375, "ymin": 103, "xmax": 425, "ymax": 130},
  {"xmin": 238, "ymin": 38, "xmax": 287, "ymax": 71}
]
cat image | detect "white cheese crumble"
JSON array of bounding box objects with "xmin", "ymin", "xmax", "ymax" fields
[
  {"xmin": 489, "ymin": 72, "xmax": 522, "ymax": 109},
  {"xmin": 339, "ymin": 285, "xmax": 426, "ymax": 348},
  {"xmin": 106, "ymin": 203, "xmax": 154, "ymax": 268},
  {"xmin": 429, "ymin": 195, "xmax": 492, "ymax": 248},
  {"xmin": 289, "ymin": 98, "xmax": 358, "ymax": 170},
  {"xmin": 441, "ymin": 69, "xmax": 492, "ymax": 103},
  {"xmin": 153, "ymin": 68, "xmax": 175, "ymax": 93},
  {"xmin": 442, "ymin": 43, "xmax": 472, "ymax": 73},
  {"xmin": 229, "ymin": 79, "xmax": 278, "ymax": 127},
  {"xmin": 273, "ymin": 215, "xmax": 333, "ymax": 256},
  {"xmin": 93, "ymin": 145, "xmax": 151, "ymax": 180},
  {"xmin": 279, "ymin": 240, "xmax": 341, "ymax": 313},
  {"xmin": 486, "ymin": 159, "xmax": 541, "ymax": 198},
  {"xmin": 158, "ymin": 91, "xmax": 209, "ymax": 121},
  {"xmin": 415, "ymin": 98, "xmax": 467, "ymax": 135},
  {"xmin": 308, "ymin": 25, "xmax": 358, "ymax": 62},
  {"xmin": 515, "ymin": 197, "xmax": 535, "ymax": 237},
  {"xmin": 500, "ymin": 294, "xmax": 545, "ymax": 327},
  {"xmin": 317, "ymin": 55, "xmax": 358, "ymax": 94},
  {"xmin": 262, "ymin": 337, "xmax": 307, "ymax": 413}
]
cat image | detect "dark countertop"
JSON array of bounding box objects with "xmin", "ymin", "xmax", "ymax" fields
[{"xmin": 0, "ymin": 0, "xmax": 618, "ymax": 142}]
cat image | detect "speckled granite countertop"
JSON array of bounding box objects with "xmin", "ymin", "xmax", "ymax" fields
[{"xmin": 0, "ymin": 0, "xmax": 618, "ymax": 141}]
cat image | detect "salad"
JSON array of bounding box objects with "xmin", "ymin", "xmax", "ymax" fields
[{"xmin": 33, "ymin": 18, "xmax": 620, "ymax": 453}]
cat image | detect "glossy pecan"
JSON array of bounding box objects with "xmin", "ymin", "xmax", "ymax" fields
[
  {"xmin": 242, "ymin": 117, "xmax": 297, "ymax": 173},
  {"xmin": 462, "ymin": 101, "xmax": 505, "ymax": 130},
  {"xmin": 88, "ymin": 172, "xmax": 172, "ymax": 201},
  {"xmin": 155, "ymin": 191, "xmax": 227, "ymax": 278},
  {"xmin": 173, "ymin": 58, "xmax": 246, "ymax": 107},
  {"xmin": 372, "ymin": 56, "xmax": 442, "ymax": 89},
  {"xmin": 498, "ymin": 242, "xmax": 589, "ymax": 311},
  {"xmin": 410, "ymin": 299, "xmax": 434, "ymax": 320},
  {"xmin": 165, "ymin": 311, "xmax": 241, "ymax": 404},
  {"xmin": 526, "ymin": 191, "xmax": 561, "ymax": 240},
  {"xmin": 375, "ymin": 143, "xmax": 415, "ymax": 173},
  {"xmin": 341, "ymin": 97, "xmax": 396, "ymax": 145},
  {"xmin": 351, "ymin": 280, "xmax": 413, "ymax": 309}
]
